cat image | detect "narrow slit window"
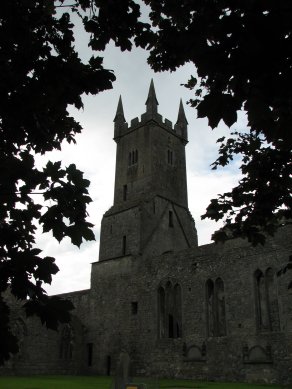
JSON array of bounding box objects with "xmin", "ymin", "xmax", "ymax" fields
[
  {"xmin": 135, "ymin": 149, "xmax": 138, "ymax": 163},
  {"xmin": 87, "ymin": 343, "xmax": 93, "ymax": 367},
  {"xmin": 123, "ymin": 184, "xmax": 127, "ymax": 201},
  {"xmin": 169, "ymin": 210, "xmax": 173, "ymax": 227},
  {"xmin": 128, "ymin": 152, "xmax": 132, "ymax": 166},
  {"xmin": 106, "ymin": 355, "xmax": 111, "ymax": 376},
  {"xmin": 167, "ymin": 149, "xmax": 173, "ymax": 165},
  {"xmin": 131, "ymin": 301, "xmax": 138, "ymax": 315},
  {"xmin": 122, "ymin": 235, "xmax": 127, "ymax": 256}
]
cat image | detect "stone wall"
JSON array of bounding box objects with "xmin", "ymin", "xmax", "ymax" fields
[
  {"xmin": 2, "ymin": 228, "xmax": 291, "ymax": 384},
  {"xmin": 84, "ymin": 225, "xmax": 292, "ymax": 384}
]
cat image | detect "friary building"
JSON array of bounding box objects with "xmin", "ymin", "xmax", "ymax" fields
[{"xmin": 2, "ymin": 81, "xmax": 292, "ymax": 384}]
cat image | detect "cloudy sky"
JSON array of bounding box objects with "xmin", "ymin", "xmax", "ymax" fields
[{"xmin": 36, "ymin": 14, "xmax": 247, "ymax": 296}]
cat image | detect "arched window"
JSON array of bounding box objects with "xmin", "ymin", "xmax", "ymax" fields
[
  {"xmin": 128, "ymin": 150, "xmax": 139, "ymax": 166},
  {"xmin": 265, "ymin": 268, "xmax": 280, "ymax": 331},
  {"xmin": 206, "ymin": 279, "xmax": 214, "ymax": 337},
  {"xmin": 215, "ymin": 278, "xmax": 226, "ymax": 336},
  {"xmin": 206, "ymin": 278, "xmax": 226, "ymax": 337},
  {"xmin": 167, "ymin": 149, "xmax": 173, "ymax": 165},
  {"xmin": 254, "ymin": 269, "xmax": 269, "ymax": 330},
  {"xmin": 254, "ymin": 268, "xmax": 280, "ymax": 331},
  {"xmin": 173, "ymin": 284, "xmax": 182, "ymax": 338},
  {"xmin": 12, "ymin": 318, "xmax": 27, "ymax": 359},
  {"xmin": 59, "ymin": 324, "xmax": 73, "ymax": 360},
  {"xmin": 158, "ymin": 280, "xmax": 182, "ymax": 339},
  {"xmin": 158, "ymin": 286, "xmax": 165, "ymax": 338},
  {"xmin": 165, "ymin": 282, "xmax": 173, "ymax": 338}
]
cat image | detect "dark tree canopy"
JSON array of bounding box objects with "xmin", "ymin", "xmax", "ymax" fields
[
  {"xmin": 0, "ymin": 0, "xmax": 116, "ymax": 364},
  {"xmin": 140, "ymin": 0, "xmax": 292, "ymax": 244},
  {"xmin": 1, "ymin": 0, "xmax": 292, "ymax": 364}
]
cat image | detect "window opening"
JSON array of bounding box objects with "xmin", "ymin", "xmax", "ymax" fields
[
  {"xmin": 106, "ymin": 355, "xmax": 111, "ymax": 376},
  {"xmin": 123, "ymin": 184, "xmax": 127, "ymax": 201},
  {"xmin": 169, "ymin": 210, "xmax": 173, "ymax": 227},
  {"xmin": 87, "ymin": 343, "xmax": 93, "ymax": 367},
  {"xmin": 128, "ymin": 149, "xmax": 139, "ymax": 166},
  {"xmin": 131, "ymin": 302, "xmax": 138, "ymax": 315},
  {"xmin": 167, "ymin": 149, "xmax": 173, "ymax": 165},
  {"xmin": 254, "ymin": 269, "xmax": 269, "ymax": 330},
  {"xmin": 265, "ymin": 268, "xmax": 280, "ymax": 331},
  {"xmin": 206, "ymin": 278, "xmax": 226, "ymax": 337},
  {"xmin": 168, "ymin": 314, "xmax": 174, "ymax": 338},
  {"xmin": 215, "ymin": 278, "xmax": 227, "ymax": 336},
  {"xmin": 206, "ymin": 279, "xmax": 215, "ymax": 337},
  {"xmin": 122, "ymin": 235, "xmax": 127, "ymax": 256},
  {"xmin": 59, "ymin": 324, "xmax": 73, "ymax": 360},
  {"xmin": 158, "ymin": 282, "xmax": 182, "ymax": 339},
  {"xmin": 254, "ymin": 268, "xmax": 280, "ymax": 331}
]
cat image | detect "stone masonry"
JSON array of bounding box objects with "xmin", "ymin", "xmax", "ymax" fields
[{"xmin": 2, "ymin": 81, "xmax": 292, "ymax": 384}]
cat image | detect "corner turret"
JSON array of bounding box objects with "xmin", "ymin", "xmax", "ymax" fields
[
  {"xmin": 174, "ymin": 99, "xmax": 188, "ymax": 142},
  {"xmin": 114, "ymin": 95, "xmax": 128, "ymax": 140}
]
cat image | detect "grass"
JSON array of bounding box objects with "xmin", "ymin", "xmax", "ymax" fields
[
  {"xmin": 0, "ymin": 375, "xmax": 112, "ymax": 389},
  {"xmin": 0, "ymin": 376, "xmax": 288, "ymax": 389},
  {"xmin": 159, "ymin": 378, "xmax": 285, "ymax": 389}
]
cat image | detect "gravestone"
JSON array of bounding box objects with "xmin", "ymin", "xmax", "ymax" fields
[{"xmin": 114, "ymin": 351, "xmax": 131, "ymax": 389}]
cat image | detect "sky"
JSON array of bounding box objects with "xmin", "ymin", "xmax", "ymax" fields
[{"xmin": 36, "ymin": 12, "xmax": 247, "ymax": 296}]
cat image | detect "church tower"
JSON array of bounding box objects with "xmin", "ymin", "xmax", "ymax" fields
[{"xmin": 99, "ymin": 80, "xmax": 198, "ymax": 261}]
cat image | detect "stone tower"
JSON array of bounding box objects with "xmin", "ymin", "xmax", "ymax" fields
[{"xmin": 99, "ymin": 80, "xmax": 198, "ymax": 261}]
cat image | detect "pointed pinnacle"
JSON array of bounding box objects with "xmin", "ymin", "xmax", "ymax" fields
[
  {"xmin": 145, "ymin": 79, "xmax": 158, "ymax": 114},
  {"xmin": 176, "ymin": 99, "xmax": 188, "ymax": 125},
  {"xmin": 114, "ymin": 95, "xmax": 126, "ymax": 122}
]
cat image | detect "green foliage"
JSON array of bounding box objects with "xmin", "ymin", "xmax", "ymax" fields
[
  {"xmin": 277, "ymin": 255, "xmax": 292, "ymax": 289},
  {"xmin": 201, "ymin": 133, "xmax": 292, "ymax": 245},
  {"xmin": 137, "ymin": 1, "xmax": 292, "ymax": 244},
  {"xmin": 0, "ymin": 0, "xmax": 115, "ymax": 364}
]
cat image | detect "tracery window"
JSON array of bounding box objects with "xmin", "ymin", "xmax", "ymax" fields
[
  {"xmin": 128, "ymin": 149, "xmax": 138, "ymax": 166},
  {"xmin": 12, "ymin": 318, "xmax": 27, "ymax": 359},
  {"xmin": 206, "ymin": 278, "xmax": 227, "ymax": 337},
  {"xmin": 158, "ymin": 280, "xmax": 182, "ymax": 338},
  {"xmin": 59, "ymin": 324, "xmax": 73, "ymax": 360},
  {"xmin": 206, "ymin": 279, "xmax": 215, "ymax": 336},
  {"xmin": 254, "ymin": 268, "xmax": 280, "ymax": 331}
]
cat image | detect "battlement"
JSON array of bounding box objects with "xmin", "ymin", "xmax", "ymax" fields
[
  {"xmin": 114, "ymin": 80, "xmax": 187, "ymax": 142},
  {"xmin": 128, "ymin": 113, "xmax": 173, "ymax": 131}
]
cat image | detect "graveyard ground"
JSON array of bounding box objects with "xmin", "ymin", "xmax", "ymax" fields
[{"xmin": 0, "ymin": 376, "xmax": 289, "ymax": 389}]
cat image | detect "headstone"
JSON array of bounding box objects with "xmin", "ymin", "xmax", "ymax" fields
[{"xmin": 114, "ymin": 351, "xmax": 131, "ymax": 389}]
